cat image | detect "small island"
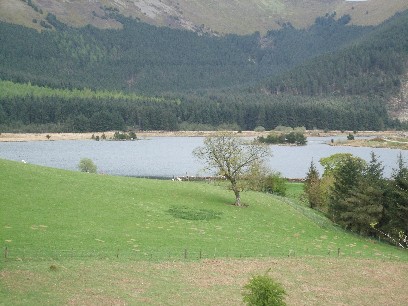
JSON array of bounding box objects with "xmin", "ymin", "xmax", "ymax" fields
[{"xmin": 257, "ymin": 131, "xmax": 307, "ymax": 146}]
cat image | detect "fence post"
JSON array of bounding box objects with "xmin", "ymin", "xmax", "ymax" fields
[
  {"xmin": 184, "ymin": 249, "xmax": 187, "ymax": 260},
  {"xmin": 199, "ymin": 250, "xmax": 202, "ymax": 260},
  {"xmin": 4, "ymin": 247, "xmax": 8, "ymax": 259},
  {"xmin": 337, "ymin": 248, "xmax": 340, "ymax": 257}
]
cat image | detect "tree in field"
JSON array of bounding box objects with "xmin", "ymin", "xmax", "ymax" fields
[
  {"xmin": 193, "ymin": 133, "xmax": 271, "ymax": 206},
  {"xmin": 336, "ymin": 152, "xmax": 386, "ymax": 235},
  {"xmin": 381, "ymin": 153, "xmax": 408, "ymax": 247},
  {"xmin": 329, "ymin": 154, "xmax": 366, "ymax": 223},
  {"xmin": 78, "ymin": 158, "xmax": 97, "ymax": 173},
  {"xmin": 304, "ymin": 160, "xmax": 321, "ymax": 209},
  {"xmin": 244, "ymin": 161, "xmax": 287, "ymax": 196},
  {"xmin": 337, "ymin": 184, "xmax": 384, "ymax": 235},
  {"xmin": 319, "ymin": 153, "xmax": 356, "ymax": 177}
]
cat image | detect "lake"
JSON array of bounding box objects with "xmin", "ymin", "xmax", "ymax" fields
[{"xmin": 0, "ymin": 136, "xmax": 407, "ymax": 179}]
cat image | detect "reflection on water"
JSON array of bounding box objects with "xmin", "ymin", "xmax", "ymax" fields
[{"xmin": 0, "ymin": 136, "xmax": 406, "ymax": 178}]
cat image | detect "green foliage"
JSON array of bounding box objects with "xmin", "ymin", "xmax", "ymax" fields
[
  {"xmin": 112, "ymin": 131, "xmax": 137, "ymax": 140},
  {"xmin": 242, "ymin": 271, "xmax": 287, "ymax": 306},
  {"xmin": 329, "ymin": 155, "xmax": 366, "ymax": 223},
  {"xmin": 78, "ymin": 158, "xmax": 97, "ymax": 173},
  {"xmin": 319, "ymin": 153, "xmax": 359, "ymax": 177},
  {"xmin": 258, "ymin": 132, "xmax": 307, "ymax": 146},
  {"xmin": 254, "ymin": 126, "xmax": 266, "ymax": 132},
  {"xmin": 262, "ymin": 173, "xmax": 287, "ymax": 196},
  {"xmin": 310, "ymin": 152, "xmax": 408, "ymax": 242},
  {"xmin": 384, "ymin": 153, "xmax": 408, "ymax": 245},
  {"xmin": 194, "ymin": 133, "xmax": 271, "ymax": 206},
  {"xmin": 304, "ymin": 161, "xmax": 321, "ymax": 209},
  {"xmin": 0, "ymin": 80, "xmax": 397, "ymax": 132}
]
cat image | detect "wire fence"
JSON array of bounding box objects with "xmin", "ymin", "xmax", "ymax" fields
[{"xmin": 3, "ymin": 245, "xmax": 403, "ymax": 263}]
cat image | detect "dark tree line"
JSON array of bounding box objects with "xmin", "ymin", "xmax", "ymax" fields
[
  {"xmin": 0, "ymin": 91, "xmax": 400, "ymax": 132},
  {"xmin": 304, "ymin": 153, "xmax": 408, "ymax": 248}
]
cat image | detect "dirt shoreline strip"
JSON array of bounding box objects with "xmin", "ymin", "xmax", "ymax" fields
[
  {"xmin": 0, "ymin": 131, "xmax": 265, "ymax": 142},
  {"xmin": 0, "ymin": 130, "xmax": 396, "ymax": 142}
]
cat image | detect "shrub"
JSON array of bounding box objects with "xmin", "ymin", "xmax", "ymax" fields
[
  {"xmin": 254, "ymin": 126, "xmax": 266, "ymax": 132},
  {"xmin": 78, "ymin": 158, "xmax": 97, "ymax": 173},
  {"xmin": 112, "ymin": 131, "xmax": 136, "ymax": 140},
  {"xmin": 274, "ymin": 125, "xmax": 293, "ymax": 132},
  {"xmin": 263, "ymin": 172, "xmax": 287, "ymax": 196},
  {"xmin": 242, "ymin": 271, "xmax": 287, "ymax": 306}
]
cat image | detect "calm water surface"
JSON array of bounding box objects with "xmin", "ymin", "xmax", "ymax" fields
[{"xmin": 0, "ymin": 136, "xmax": 407, "ymax": 178}]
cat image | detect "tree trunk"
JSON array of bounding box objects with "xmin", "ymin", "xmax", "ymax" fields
[
  {"xmin": 229, "ymin": 178, "xmax": 242, "ymax": 206},
  {"xmin": 234, "ymin": 190, "xmax": 241, "ymax": 206}
]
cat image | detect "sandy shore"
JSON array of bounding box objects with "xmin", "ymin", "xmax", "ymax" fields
[
  {"xmin": 0, "ymin": 131, "xmax": 268, "ymax": 142},
  {"xmin": 0, "ymin": 130, "xmax": 401, "ymax": 142}
]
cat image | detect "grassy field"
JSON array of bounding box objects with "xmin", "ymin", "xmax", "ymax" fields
[{"xmin": 1, "ymin": 159, "xmax": 407, "ymax": 305}]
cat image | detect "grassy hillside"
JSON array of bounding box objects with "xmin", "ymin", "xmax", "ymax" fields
[
  {"xmin": 1, "ymin": 159, "xmax": 407, "ymax": 305},
  {"xmin": 1, "ymin": 0, "xmax": 407, "ymax": 34},
  {"xmin": 1, "ymin": 159, "xmax": 406, "ymax": 261}
]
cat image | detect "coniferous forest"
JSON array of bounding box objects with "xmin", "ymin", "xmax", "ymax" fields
[{"xmin": 0, "ymin": 10, "xmax": 407, "ymax": 132}]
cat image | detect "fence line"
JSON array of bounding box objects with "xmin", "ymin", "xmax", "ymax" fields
[{"xmin": 4, "ymin": 245, "xmax": 402, "ymax": 263}]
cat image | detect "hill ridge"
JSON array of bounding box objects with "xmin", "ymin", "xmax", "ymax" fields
[{"xmin": 1, "ymin": 0, "xmax": 407, "ymax": 34}]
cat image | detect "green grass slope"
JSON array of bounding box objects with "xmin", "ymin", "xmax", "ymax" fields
[{"xmin": 1, "ymin": 159, "xmax": 406, "ymax": 262}]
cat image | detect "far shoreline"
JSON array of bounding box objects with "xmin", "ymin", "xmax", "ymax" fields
[{"xmin": 0, "ymin": 130, "xmax": 404, "ymax": 143}]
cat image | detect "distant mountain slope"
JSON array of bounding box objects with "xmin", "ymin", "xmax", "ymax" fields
[
  {"xmin": 260, "ymin": 10, "xmax": 408, "ymax": 121},
  {"xmin": 0, "ymin": 12, "xmax": 371, "ymax": 93},
  {"xmin": 0, "ymin": 0, "xmax": 407, "ymax": 34}
]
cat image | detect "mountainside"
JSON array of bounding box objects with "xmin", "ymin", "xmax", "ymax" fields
[
  {"xmin": 0, "ymin": 12, "xmax": 371, "ymax": 93},
  {"xmin": 260, "ymin": 10, "xmax": 408, "ymax": 121},
  {"xmin": 0, "ymin": 9, "xmax": 407, "ymax": 132},
  {"xmin": 1, "ymin": 0, "xmax": 407, "ymax": 34}
]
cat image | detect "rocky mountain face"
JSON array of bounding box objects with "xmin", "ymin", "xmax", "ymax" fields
[
  {"xmin": 1, "ymin": 0, "xmax": 407, "ymax": 34},
  {"xmin": 389, "ymin": 71, "xmax": 408, "ymax": 122}
]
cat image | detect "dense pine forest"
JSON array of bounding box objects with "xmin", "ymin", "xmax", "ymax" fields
[
  {"xmin": 262, "ymin": 11, "xmax": 408, "ymax": 98},
  {"xmin": 0, "ymin": 10, "xmax": 407, "ymax": 132}
]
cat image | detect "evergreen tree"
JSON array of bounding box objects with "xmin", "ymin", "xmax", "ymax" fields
[
  {"xmin": 337, "ymin": 153, "xmax": 386, "ymax": 235},
  {"xmin": 338, "ymin": 184, "xmax": 384, "ymax": 235},
  {"xmin": 304, "ymin": 160, "xmax": 321, "ymax": 209},
  {"xmin": 384, "ymin": 153, "xmax": 408, "ymax": 245},
  {"xmin": 329, "ymin": 155, "xmax": 365, "ymax": 223}
]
